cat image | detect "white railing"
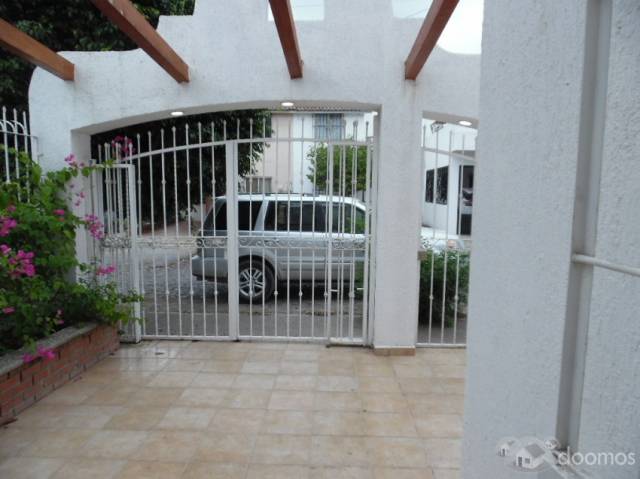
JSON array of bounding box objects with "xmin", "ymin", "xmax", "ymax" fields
[
  {"xmin": 418, "ymin": 121, "xmax": 476, "ymax": 347},
  {"xmin": 91, "ymin": 114, "xmax": 377, "ymax": 345},
  {"xmin": 1, "ymin": 106, "xmax": 38, "ymax": 185}
]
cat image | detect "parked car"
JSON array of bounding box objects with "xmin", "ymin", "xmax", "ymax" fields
[{"xmin": 192, "ymin": 194, "xmax": 367, "ymax": 303}]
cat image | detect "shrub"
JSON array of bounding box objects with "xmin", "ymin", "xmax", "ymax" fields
[
  {"xmin": 418, "ymin": 249, "xmax": 470, "ymax": 326},
  {"xmin": 0, "ymin": 149, "xmax": 140, "ymax": 357}
]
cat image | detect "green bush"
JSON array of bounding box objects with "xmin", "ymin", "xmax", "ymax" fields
[
  {"xmin": 418, "ymin": 249, "xmax": 470, "ymax": 326},
  {"xmin": 0, "ymin": 149, "xmax": 140, "ymax": 357}
]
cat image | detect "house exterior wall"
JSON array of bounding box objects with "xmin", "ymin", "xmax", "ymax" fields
[
  {"xmin": 28, "ymin": 0, "xmax": 480, "ymax": 350},
  {"xmin": 464, "ymin": 1, "xmax": 639, "ymax": 478}
]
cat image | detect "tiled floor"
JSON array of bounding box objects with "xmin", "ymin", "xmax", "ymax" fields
[{"xmin": 0, "ymin": 341, "xmax": 465, "ymax": 479}]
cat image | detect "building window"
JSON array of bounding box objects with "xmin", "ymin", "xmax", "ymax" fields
[
  {"xmin": 436, "ymin": 166, "xmax": 448, "ymax": 205},
  {"xmin": 313, "ymin": 113, "xmax": 343, "ymax": 140},
  {"xmin": 425, "ymin": 170, "xmax": 434, "ymax": 203}
]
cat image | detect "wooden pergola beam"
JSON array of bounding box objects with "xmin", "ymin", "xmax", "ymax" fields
[
  {"xmin": 268, "ymin": 0, "xmax": 303, "ymax": 79},
  {"xmin": 404, "ymin": 0, "xmax": 459, "ymax": 80},
  {"xmin": 91, "ymin": 0, "xmax": 189, "ymax": 82},
  {"xmin": 0, "ymin": 18, "xmax": 74, "ymax": 81}
]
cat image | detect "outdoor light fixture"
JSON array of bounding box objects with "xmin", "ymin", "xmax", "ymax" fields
[
  {"xmin": 170, "ymin": 111, "xmax": 184, "ymax": 117},
  {"xmin": 430, "ymin": 121, "xmax": 445, "ymax": 133},
  {"xmin": 281, "ymin": 101, "xmax": 295, "ymax": 108},
  {"xmin": 458, "ymin": 120, "xmax": 473, "ymax": 127}
]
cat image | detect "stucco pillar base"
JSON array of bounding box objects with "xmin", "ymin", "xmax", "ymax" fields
[{"xmin": 372, "ymin": 346, "xmax": 416, "ymax": 356}]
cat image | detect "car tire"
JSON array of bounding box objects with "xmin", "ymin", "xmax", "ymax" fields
[{"xmin": 238, "ymin": 258, "xmax": 275, "ymax": 303}]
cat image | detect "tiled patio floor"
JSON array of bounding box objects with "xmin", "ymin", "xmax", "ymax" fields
[{"xmin": 0, "ymin": 341, "xmax": 465, "ymax": 479}]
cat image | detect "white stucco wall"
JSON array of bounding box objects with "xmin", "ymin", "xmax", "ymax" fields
[
  {"xmin": 464, "ymin": 1, "xmax": 639, "ymax": 478},
  {"xmin": 28, "ymin": 0, "xmax": 480, "ymax": 349}
]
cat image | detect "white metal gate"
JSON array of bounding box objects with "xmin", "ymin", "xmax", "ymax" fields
[
  {"xmin": 417, "ymin": 121, "xmax": 475, "ymax": 347},
  {"xmin": 91, "ymin": 115, "xmax": 376, "ymax": 345}
]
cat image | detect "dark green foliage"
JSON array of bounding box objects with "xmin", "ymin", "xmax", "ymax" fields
[
  {"xmin": 306, "ymin": 144, "xmax": 369, "ymax": 194},
  {"xmin": 0, "ymin": 0, "xmax": 195, "ymax": 110},
  {"xmin": 418, "ymin": 249, "xmax": 470, "ymax": 326}
]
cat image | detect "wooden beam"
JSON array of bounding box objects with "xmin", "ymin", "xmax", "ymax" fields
[
  {"xmin": 268, "ymin": 0, "xmax": 303, "ymax": 79},
  {"xmin": 404, "ymin": 0, "xmax": 459, "ymax": 80},
  {"xmin": 91, "ymin": 0, "xmax": 189, "ymax": 82},
  {"xmin": 0, "ymin": 18, "xmax": 74, "ymax": 81}
]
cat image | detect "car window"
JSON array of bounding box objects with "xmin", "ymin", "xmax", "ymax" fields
[
  {"xmin": 264, "ymin": 201, "xmax": 326, "ymax": 232},
  {"xmin": 203, "ymin": 199, "xmax": 262, "ymax": 233},
  {"xmin": 332, "ymin": 204, "xmax": 366, "ymax": 234}
]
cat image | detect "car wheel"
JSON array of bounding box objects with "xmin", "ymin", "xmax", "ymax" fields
[{"xmin": 238, "ymin": 259, "xmax": 274, "ymax": 303}]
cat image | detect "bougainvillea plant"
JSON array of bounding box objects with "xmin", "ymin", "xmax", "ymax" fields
[{"xmin": 0, "ymin": 148, "xmax": 140, "ymax": 358}]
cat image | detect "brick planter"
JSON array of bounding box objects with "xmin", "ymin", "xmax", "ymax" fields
[{"xmin": 0, "ymin": 324, "xmax": 119, "ymax": 421}]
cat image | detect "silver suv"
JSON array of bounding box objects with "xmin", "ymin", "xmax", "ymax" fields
[{"xmin": 192, "ymin": 194, "xmax": 367, "ymax": 303}]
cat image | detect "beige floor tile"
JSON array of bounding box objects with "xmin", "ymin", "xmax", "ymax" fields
[
  {"xmin": 84, "ymin": 371, "xmax": 157, "ymax": 388},
  {"xmin": 431, "ymin": 365, "xmax": 465, "ymax": 379},
  {"xmin": 0, "ymin": 428, "xmax": 40, "ymax": 457},
  {"xmin": 209, "ymin": 350, "xmax": 249, "ymax": 361},
  {"xmin": 408, "ymin": 395, "xmax": 464, "ymax": 416},
  {"xmin": 432, "ymin": 469, "xmax": 460, "ymax": 479},
  {"xmin": 175, "ymin": 388, "xmax": 228, "ymax": 407},
  {"xmin": 358, "ymin": 377, "xmax": 401, "ymax": 393},
  {"xmin": 194, "ymin": 432, "xmax": 255, "ymax": 463},
  {"xmin": 269, "ymin": 391, "xmax": 315, "ymax": 410},
  {"xmin": 424, "ymin": 438, "xmax": 461, "ymax": 469},
  {"xmin": 82, "ymin": 430, "xmax": 149, "ymax": 459},
  {"xmin": 373, "ymin": 467, "xmax": 433, "ymax": 479},
  {"xmin": 316, "ymin": 376, "xmax": 359, "ymax": 392},
  {"xmin": 200, "ymin": 360, "xmax": 244, "ymax": 373},
  {"xmin": 39, "ymin": 383, "xmax": 101, "ymax": 406},
  {"xmin": 279, "ymin": 361, "xmax": 319, "ymax": 375},
  {"xmin": 190, "ymin": 373, "xmax": 236, "ymax": 388},
  {"xmin": 104, "ymin": 407, "xmax": 167, "ymax": 430},
  {"xmin": 318, "ymin": 360, "xmax": 355, "ymax": 376},
  {"xmin": 310, "ymin": 466, "xmax": 373, "ymax": 479},
  {"xmin": 21, "ymin": 428, "xmax": 97, "ymax": 458},
  {"xmin": 0, "ymin": 456, "xmax": 64, "ymax": 479},
  {"xmin": 261, "ymin": 410, "xmax": 313, "ymax": 435},
  {"xmin": 117, "ymin": 460, "xmax": 187, "ymax": 478},
  {"xmin": 223, "ymin": 389, "xmax": 271, "ymax": 409},
  {"xmin": 232, "ymin": 374, "xmax": 276, "ymax": 390},
  {"xmin": 6, "ymin": 406, "xmax": 63, "ymax": 429},
  {"xmin": 360, "ymin": 393, "xmax": 408, "ymax": 413},
  {"xmin": 355, "ymin": 363, "xmax": 395, "ymax": 377},
  {"xmin": 283, "ymin": 349, "xmax": 320, "ymax": 361},
  {"xmin": 51, "ymin": 458, "xmax": 125, "ymax": 479},
  {"xmin": 84, "ymin": 387, "xmax": 136, "ymax": 406},
  {"xmin": 275, "ymin": 375, "xmax": 317, "ymax": 391},
  {"xmin": 252, "ymin": 434, "xmax": 311, "ymax": 464},
  {"xmin": 247, "ymin": 464, "xmax": 311, "ymax": 479},
  {"xmin": 364, "ymin": 437, "xmax": 428, "ymax": 468},
  {"xmin": 434, "ymin": 378, "xmax": 465, "ymax": 395},
  {"xmin": 414, "ymin": 414, "xmax": 463, "ymax": 438},
  {"xmin": 183, "ymin": 462, "xmax": 247, "ymax": 479},
  {"xmin": 209, "ymin": 408, "xmax": 265, "ymax": 434},
  {"xmin": 396, "ymin": 378, "xmax": 444, "ymax": 395},
  {"xmin": 363, "ymin": 413, "xmax": 418, "ymax": 437},
  {"xmin": 247, "ymin": 350, "xmax": 284, "ymax": 362},
  {"xmin": 314, "ymin": 392, "xmax": 363, "ymax": 411},
  {"xmin": 147, "ymin": 371, "xmax": 198, "ymax": 388},
  {"xmin": 91, "ymin": 358, "xmax": 132, "ymax": 373},
  {"xmin": 242, "ymin": 361, "xmax": 280, "ymax": 374},
  {"xmin": 125, "ymin": 358, "xmax": 171, "ymax": 372},
  {"xmin": 313, "ymin": 411, "xmax": 366, "ymax": 436},
  {"xmin": 164, "ymin": 359, "xmax": 205, "ymax": 372},
  {"xmin": 135, "ymin": 431, "xmax": 202, "ymax": 462},
  {"xmin": 129, "ymin": 387, "xmax": 184, "ymax": 407},
  {"xmin": 156, "ymin": 407, "xmax": 217, "ymax": 430},
  {"xmin": 310, "ymin": 436, "xmax": 369, "ymax": 466},
  {"xmin": 392, "ymin": 365, "xmax": 433, "ymax": 379}
]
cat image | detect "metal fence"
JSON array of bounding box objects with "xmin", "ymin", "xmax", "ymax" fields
[
  {"xmin": 1, "ymin": 106, "xmax": 38, "ymax": 185},
  {"xmin": 90, "ymin": 115, "xmax": 377, "ymax": 345},
  {"xmin": 417, "ymin": 122, "xmax": 476, "ymax": 347}
]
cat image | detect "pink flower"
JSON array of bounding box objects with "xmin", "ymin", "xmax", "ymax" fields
[
  {"xmin": 39, "ymin": 347, "xmax": 56, "ymax": 361},
  {"xmin": 22, "ymin": 353, "xmax": 37, "ymax": 364},
  {"xmin": 2, "ymin": 307, "xmax": 14, "ymax": 314},
  {"xmin": 6, "ymin": 205, "xmax": 16, "ymax": 213},
  {"xmin": 8, "ymin": 249, "xmax": 36, "ymax": 278},
  {"xmin": 0, "ymin": 217, "xmax": 17, "ymax": 237},
  {"xmin": 65, "ymin": 154, "xmax": 78, "ymax": 168},
  {"xmin": 53, "ymin": 209, "xmax": 65, "ymax": 216},
  {"xmin": 97, "ymin": 264, "xmax": 116, "ymax": 275},
  {"xmin": 0, "ymin": 244, "xmax": 10, "ymax": 256},
  {"xmin": 84, "ymin": 214, "xmax": 105, "ymax": 240}
]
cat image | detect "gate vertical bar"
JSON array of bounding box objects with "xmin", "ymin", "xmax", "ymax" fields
[
  {"xmin": 226, "ymin": 141, "xmax": 239, "ymax": 339},
  {"xmin": 126, "ymin": 164, "xmax": 142, "ymax": 342}
]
